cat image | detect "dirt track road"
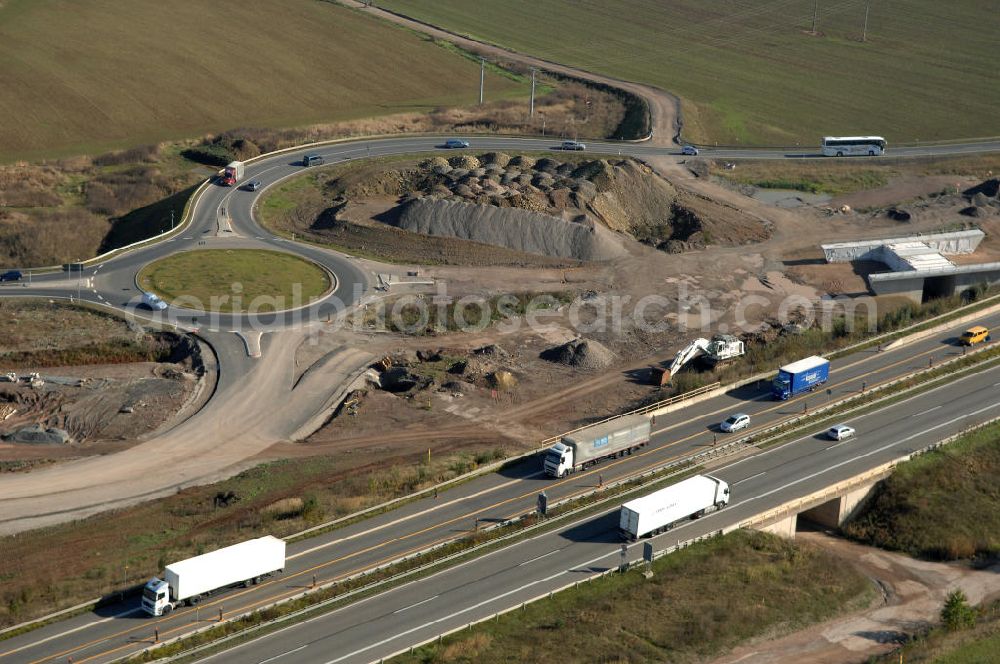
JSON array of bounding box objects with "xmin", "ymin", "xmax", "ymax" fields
[
  {"xmin": 0, "ymin": 330, "xmax": 373, "ymax": 535},
  {"xmin": 713, "ymin": 532, "xmax": 1000, "ymax": 664},
  {"xmin": 341, "ymin": 0, "xmax": 680, "ymax": 146}
]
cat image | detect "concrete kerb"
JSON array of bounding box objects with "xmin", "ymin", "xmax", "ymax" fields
[
  {"xmin": 883, "ymin": 299, "xmax": 1000, "ymax": 351},
  {"xmin": 119, "ymin": 459, "xmax": 701, "ymax": 664},
  {"xmin": 381, "ymin": 414, "xmax": 1000, "ymax": 661},
  {"xmin": 108, "ymin": 351, "xmax": 998, "ymax": 663},
  {"xmin": 285, "ymin": 382, "xmax": 721, "ymax": 542},
  {"xmin": 4, "ymin": 296, "xmax": 993, "ymax": 640},
  {"xmin": 379, "ymin": 529, "xmax": 723, "ymax": 663},
  {"xmin": 288, "ymin": 291, "xmax": 1000, "ymax": 543},
  {"xmin": 739, "ymin": 413, "xmax": 1000, "ymax": 533}
]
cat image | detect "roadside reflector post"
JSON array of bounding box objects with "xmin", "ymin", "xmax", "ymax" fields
[
  {"xmin": 312, "ymin": 574, "xmax": 316, "ymax": 588},
  {"xmin": 619, "ymin": 543, "xmax": 628, "ymax": 573},
  {"xmin": 803, "ymin": 401, "xmax": 808, "ymax": 414},
  {"xmin": 929, "ymin": 356, "xmax": 934, "ymax": 367},
  {"xmin": 643, "ymin": 542, "xmax": 654, "ymax": 579},
  {"xmin": 218, "ymin": 607, "xmax": 223, "ymax": 622},
  {"xmin": 154, "ymin": 627, "xmax": 159, "ymax": 642}
]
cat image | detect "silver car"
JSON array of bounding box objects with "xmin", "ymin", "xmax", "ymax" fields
[
  {"xmin": 561, "ymin": 140, "xmax": 586, "ymax": 151},
  {"xmin": 720, "ymin": 413, "xmax": 750, "ymax": 433},
  {"xmin": 827, "ymin": 424, "xmax": 856, "ymax": 441},
  {"xmin": 681, "ymin": 145, "xmax": 699, "ymax": 156}
]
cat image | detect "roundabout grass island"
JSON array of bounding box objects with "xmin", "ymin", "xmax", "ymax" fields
[{"xmin": 137, "ymin": 249, "xmax": 332, "ymax": 313}]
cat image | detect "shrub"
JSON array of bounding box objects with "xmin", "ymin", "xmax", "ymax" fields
[{"xmin": 941, "ymin": 589, "xmax": 977, "ymax": 631}]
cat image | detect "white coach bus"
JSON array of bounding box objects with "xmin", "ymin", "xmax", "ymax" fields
[{"xmin": 821, "ymin": 136, "xmax": 886, "ymax": 157}]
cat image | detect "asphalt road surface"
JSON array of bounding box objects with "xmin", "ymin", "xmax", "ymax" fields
[
  {"xmin": 3, "ymin": 306, "xmax": 997, "ymax": 664},
  {"xmin": 200, "ymin": 360, "xmax": 1000, "ymax": 664}
]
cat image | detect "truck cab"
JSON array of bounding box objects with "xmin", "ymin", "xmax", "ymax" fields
[
  {"xmin": 543, "ymin": 442, "xmax": 573, "ymax": 478},
  {"xmin": 142, "ymin": 577, "xmax": 173, "ymax": 616}
]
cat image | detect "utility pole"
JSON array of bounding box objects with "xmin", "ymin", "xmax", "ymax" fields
[
  {"xmin": 862, "ymin": 1, "xmax": 870, "ymax": 42},
  {"xmin": 811, "ymin": 0, "xmax": 818, "ymax": 33},
  {"xmin": 529, "ymin": 67, "xmax": 537, "ymax": 118},
  {"xmin": 479, "ymin": 57, "xmax": 485, "ymax": 105}
]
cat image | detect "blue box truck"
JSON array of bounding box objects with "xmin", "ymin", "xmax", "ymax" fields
[{"xmin": 772, "ymin": 356, "xmax": 830, "ymax": 400}]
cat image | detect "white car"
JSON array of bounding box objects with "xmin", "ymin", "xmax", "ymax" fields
[
  {"xmin": 141, "ymin": 292, "xmax": 168, "ymax": 311},
  {"xmin": 561, "ymin": 140, "xmax": 586, "ymax": 151},
  {"xmin": 681, "ymin": 145, "xmax": 699, "ymax": 156},
  {"xmin": 827, "ymin": 424, "xmax": 856, "ymax": 441},
  {"xmin": 720, "ymin": 413, "xmax": 750, "ymax": 433}
]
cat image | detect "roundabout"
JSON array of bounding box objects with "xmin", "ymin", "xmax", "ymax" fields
[{"xmin": 136, "ymin": 249, "xmax": 333, "ymax": 314}]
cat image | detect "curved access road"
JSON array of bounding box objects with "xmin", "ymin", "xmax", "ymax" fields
[{"xmin": 3, "ymin": 305, "xmax": 998, "ymax": 663}]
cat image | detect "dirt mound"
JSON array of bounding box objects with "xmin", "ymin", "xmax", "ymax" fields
[
  {"xmin": 539, "ymin": 338, "xmax": 615, "ymax": 370},
  {"xmin": 448, "ymin": 155, "xmax": 480, "ymax": 170},
  {"xmin": 393, "ymin": 198, "xmax": 625, "ymax": 261},
  {"xmin": 480, "ymin": 152, "xmax": 511, "ymax": 168}
]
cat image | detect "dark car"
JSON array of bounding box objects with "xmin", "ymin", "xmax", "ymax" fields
[
  {"xmin": 243, "ymin": 180, "xmax": 262, "ymax": 192},
  {"xmin": 444, "ymin": 139, "xmax": 470, "ymax": 149},
  {"xmin": 0, "ymin": 270, "xmax": 23, "ymax": 282},
  {"xmin": 302, "ymin": 154, "xmax": 324, "ymax": 167}
]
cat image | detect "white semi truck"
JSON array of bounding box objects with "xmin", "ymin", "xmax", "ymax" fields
[
  {"xmin": 619, "ymin": 475, "xmax": 730, "ymax": 540},
  {"xmin": 141, "ymin": 536, "xmax": 285, "ymax": 616},
  {"xmin": 544, "ymin": 414, "xmax": 651, "ymax": 478}
]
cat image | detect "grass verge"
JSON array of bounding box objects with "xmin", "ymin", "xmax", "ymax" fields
[
  {"xmin": 136, "ymin": 250, "xmax": 331, "ymax": 313},
  {"xmin": 393, "ymin": 530, "xmax": 873, "ymax": 664},
  {"xmin": 842, "ymin": 420, "xmax": 1000, "ymax": 562},
  {"xmin": 711, "ymin": 153, "xmax": 1000, "ymax": 196}
]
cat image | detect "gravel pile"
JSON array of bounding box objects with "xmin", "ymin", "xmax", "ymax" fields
[
  {"xmin": 393, "ymin": 198, "xmax": 623, "ymax": 261},
  {"xmin": 539, "ymin": 338, "xmax": 615, "ymax": 370}
]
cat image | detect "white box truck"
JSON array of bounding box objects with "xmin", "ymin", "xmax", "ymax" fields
[
  {"xmin": 220, "ymin": 160, "xmax": 245, "ymax": 186},
  {"xmin": 619, "ymin": 475, "xmax": 730, "ymax": 540},
  {"xmin": 544, "ymin": 414, "xmax": 651, "ymax": 478},
  {"xmin": 141, "ymin": 536, "xmax": 285, "ymax": 616}
]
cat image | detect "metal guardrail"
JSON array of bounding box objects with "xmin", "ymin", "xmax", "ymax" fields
[{"xmin": 111, "ymin": 345, "xmax": 1000, "ymax": 662}]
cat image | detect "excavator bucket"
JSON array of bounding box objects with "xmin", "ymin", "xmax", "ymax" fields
[{"xmin": 650, "ymin": 366, "xmax": 671, "ymax": 385}]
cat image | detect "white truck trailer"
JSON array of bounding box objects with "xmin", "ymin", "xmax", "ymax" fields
[
  {"xmin": 619, "ymin": 475, "xmax": 730, "ymax": 540},
  {"xmin": 221, "ymin": 160, "xmax": 245, "ymax": 186},
  {"xmin": 544, "ymin": 414, "xmax": 651, "ymax": 478},
  {"xmin": 141, "ymin": 536, "xmax": 285, "ymax": 616}
]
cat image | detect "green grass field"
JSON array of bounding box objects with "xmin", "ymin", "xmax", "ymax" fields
[
  {"xmin": 396, "ymin": 530, "xmax": 872, "ymax": 663},
  {"xmin": 137, "ymin": 249, "xmax": 330, "ymax": 313},
  {"xmin": 377, "ymin": 0, "xmax": 1000, "ymax": 146},
  {"xmin": 0, "ymin": 0, "xmax": 526, "ymax": 161},
  {"xmin": 843, "ymin": 420, "xmax": 1000, "ymax": 560}
]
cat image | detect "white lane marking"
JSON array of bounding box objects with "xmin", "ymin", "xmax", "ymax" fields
[
  {"xmin": 517, "ymin": 549, "xmax": 561, "ymax": 567},
  {"xmin": 289, "ymin": 476, "xmax": 528, "ymax": 560},
  {"xmin": 393, "ymin": 595, "xmax": 439, "ymax": 614},
  {"xmin": 0, "ymin": 608, "xmax": 142, "ymax": 656},
  {"xmin": 718, "ymin": 369, "xmax": 994, "ymax": 472},
  {"xmin": 257, "ymin": 645, "xmax": 307, "ymax": 663},
  {"xmin": 322, "ymin": 546, "xmax": 620, "ymax": 664},
  {"xmin": 824, "ymin": 440, "xmax": 848, "ymax": 451},
  {"xmin": 733, "ymin": 472, "xmax": 765, "ymax": 486},
  {"xmin": 920, "ymin": 405, "xmax": 942, "ymax": 414},
  {"xmin": 742, "ymin": 400, "xmax": 1000, "ymax": 507}
]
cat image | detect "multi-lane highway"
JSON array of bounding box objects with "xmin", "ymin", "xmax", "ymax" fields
[
  {"xmin": 202, "ymin": 360, "xmax": 1000, "ymax": 664},
  {"xmin": 2, "ymin": 302, "xmax": 996, "ymax": 663}
]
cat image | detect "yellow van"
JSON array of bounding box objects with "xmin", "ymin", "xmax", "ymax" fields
[{"xmin": 959, "ymin": 325, "xmax": 990, "ymax": 346}]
